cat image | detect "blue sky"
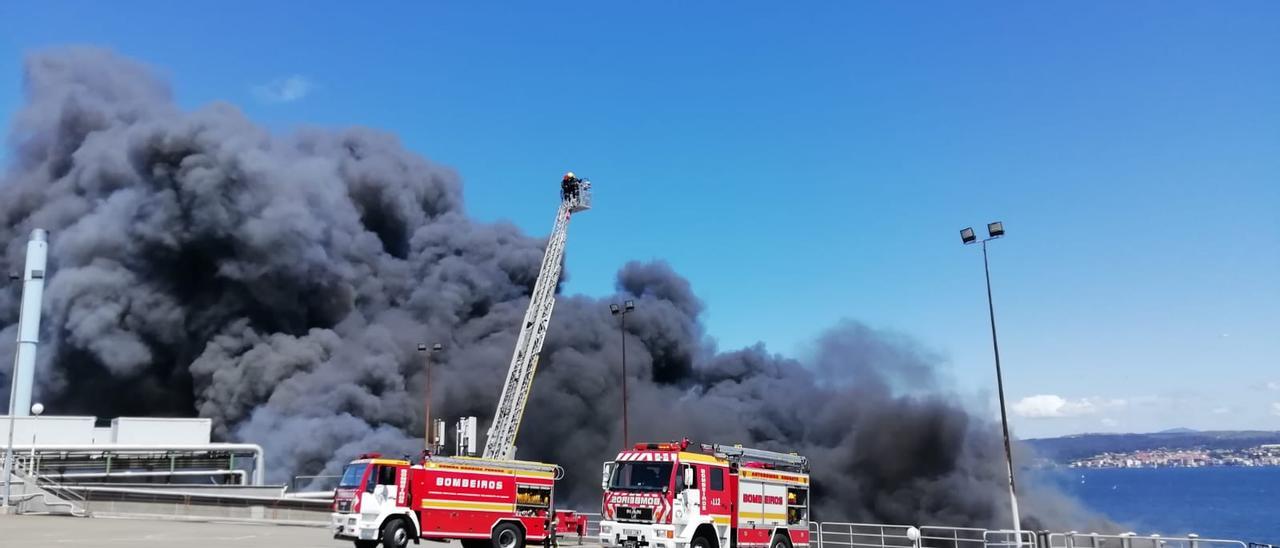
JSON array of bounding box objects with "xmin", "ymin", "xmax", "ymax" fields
[{"xmin": 1, "ymin": 1, "xmax": 1277, "ymax": 438}]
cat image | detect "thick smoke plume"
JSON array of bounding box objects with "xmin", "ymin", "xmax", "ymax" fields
[{"xmin": 0, "ymin": 48, "xmax": 1106, "ymax": 529}]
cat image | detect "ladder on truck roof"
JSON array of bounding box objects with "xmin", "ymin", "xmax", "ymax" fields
[
  {"xmin": 702, "ymin": 443, "xmax": 809, "ymax": 472},
  {"xmin": 424, "ymin": 455, "xmax": 565, "ymax": 479},
  {"xmin": 481, "ymin": 174, "xmax": 592, "ymax": 460}
]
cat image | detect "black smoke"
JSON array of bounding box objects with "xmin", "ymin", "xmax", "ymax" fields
[{"xmin": 0, "ymin": 48, "xmax": 1107, "ymax": 530}]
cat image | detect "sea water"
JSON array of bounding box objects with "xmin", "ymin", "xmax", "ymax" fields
[{"xmin": 1049, "ymin": 467, "xmax": 1280, "ymax": 543}]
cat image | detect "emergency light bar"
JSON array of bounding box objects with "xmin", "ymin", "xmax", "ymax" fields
[{"xmin": 633, "ymin": 439, "xmax": 691, "ymax": 451}]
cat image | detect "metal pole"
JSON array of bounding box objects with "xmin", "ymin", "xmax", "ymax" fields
[
  {"xmin": 2, "ymin": 353, "xmax": 17, "ymax": 510},
  {"xmin": 983, "ymin": 239, "xmax": 1022, "ymax": 540},
  {"xmin": 424, "ymin": 347, "xmax": 432, "ymax": 453},
  {"xmin": 620, "ymin": 313, "xmax": 629, "ymax": 448}
]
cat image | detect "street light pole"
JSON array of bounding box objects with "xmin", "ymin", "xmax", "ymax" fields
[
  {"xmin": 419, "ymin": 343, "xmax": 443, "ymax": 454},
  {"xmin": 610, "ymin": 300, "xmax": 636, "ymax": 447},
  {"xmin": 961, "ymin": 222, "xmax": 1021, "ymax": 539},
  {"xmin": 3, "ymin": 274, "xmax": 22, "ymax": 512}
]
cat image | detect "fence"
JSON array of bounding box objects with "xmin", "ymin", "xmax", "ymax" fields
[
  {"xmin": 1044, "ymin": 533, "xmax": 1249, "ymax": 548},
  {"xmin": 291, "ymin": 474, "xmax": 340, "ymax": 492},
  {"xmin": 61, "ymin": 484, "xmax": 330, "ymax": 524},
  {"xmin": 806, "ymin": 525, "xmax": 1256, "ymax": 548},
  {"xmin": 577, "ymin": 512, "xmax": 602, "ymax": 538}
]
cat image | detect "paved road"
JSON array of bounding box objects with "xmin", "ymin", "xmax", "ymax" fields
[
  {"xmin": 1, "ymin": 514, "xmax": 361, "ymax": 548},
  {"xmin": 2, "ymin": 514, "xmax": 601, "ymax": 547}
]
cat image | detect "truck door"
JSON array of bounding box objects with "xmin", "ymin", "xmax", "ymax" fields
[
  {"xmin": 702, "ymin": 465, "xmax": 732, "ymax": 545},
  {"xmin": 369, "ymin": 464, "xmax": 401, "ymax": 509}
]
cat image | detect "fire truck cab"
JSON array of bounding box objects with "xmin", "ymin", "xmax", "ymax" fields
[
  {"xmin": 332, "ymin": 453, "xmax": 566, "ymax": 548},
  {"xmin": 598, "ymin": 441, "xmax": 810, "ymax": 548}
]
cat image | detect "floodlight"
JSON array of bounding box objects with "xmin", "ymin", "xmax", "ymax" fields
[
  {"xmin": 960, "ymin": 227, "xmax": 976, "ymax": 244},
  {"xmin": 988, "ymin": 221, "xmax": 1004, "ymax": 238}
]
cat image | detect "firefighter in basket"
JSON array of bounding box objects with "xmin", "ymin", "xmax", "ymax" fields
[{"xmin": 561, "ymin": 172, "xmax": 581, "ymax": 201}]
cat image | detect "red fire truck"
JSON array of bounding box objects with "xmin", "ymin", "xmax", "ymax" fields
[
  {"xmin": 598, "ymin": 441, "xmax": 810, "ymax": 548},
  {"xmin": 331, "ymin": 453, "xmax": 576, "ymax": 548}
]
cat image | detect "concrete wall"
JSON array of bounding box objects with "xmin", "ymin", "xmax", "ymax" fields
[
  {"xmin": 0, "ymin": 415, "xmax": 96, "ymax": 444},
  {"xmin": 86, "ymin": 500, "xmax": 331, "ymax": 524},
  {"xmin": 1, "ymin": 416, "xmax": 214, "ymax": 446},
  {"xmin": 110, "ymin": 417, "xmax": 212, "ymax": 445}
]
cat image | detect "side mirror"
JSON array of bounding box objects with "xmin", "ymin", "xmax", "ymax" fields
[
  {"xmin": 601, "ymin": 462, "xmax": 615, "ymax": 490},
  {"xmin": 683, "ymin": 467, "xmax": 695, "ymax": 489}
]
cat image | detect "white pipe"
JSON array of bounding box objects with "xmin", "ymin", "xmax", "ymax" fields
[
  {"xmin": 2, "ymin": 443, "xmax": 265, "ymax": 485},
  {"xmin": 45, "ymin": 469, "xmax": 248, "ymax": 483}
]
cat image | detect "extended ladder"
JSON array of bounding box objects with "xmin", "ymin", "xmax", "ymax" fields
[
  {"xmin": 703, "ymin": 443, "xmax": 809, "ymax": 472},
  {"xmin": 482, "ymin": 176, "xmax": 591, "ymax": 460}
]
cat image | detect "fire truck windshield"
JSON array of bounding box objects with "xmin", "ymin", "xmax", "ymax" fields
[
  {"xmin": 608, "ymin": 462, "xmax": 673, "ymax": 492},
  {"xmin": 338, "ymin": 463, "xmax": 368, "ymax": 488}
]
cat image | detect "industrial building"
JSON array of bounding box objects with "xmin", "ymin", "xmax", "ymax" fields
[{"xmin": 0, "ymin": 415, "xmax": 263, "ymax": 486}]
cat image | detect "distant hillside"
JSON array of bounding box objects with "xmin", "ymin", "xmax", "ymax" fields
[{"xmin": 1025, "ymin": 430, "xmax": 1280, "ymax": 462}]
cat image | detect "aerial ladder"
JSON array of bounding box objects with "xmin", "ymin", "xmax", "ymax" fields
[
  {"xmin": 702, "ymin": 443, "xmax": 810, "ymax": 472},
  {"xmin": 482, "ymin": 173, "xmax": 592, "ymax": 460}
]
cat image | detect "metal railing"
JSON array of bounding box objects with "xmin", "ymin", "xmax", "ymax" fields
[
  {"xmin": 814, "ymin": 522, "xmax": 919, "ymax": 548},
  {"xmin": 1045, "ymin": 532, "xmax": 1248, "ymax": 548},
  {"xmin": 919, "ymin": 526, "xmax": 989, "ymax": 548},
  {"xmin": 10, "ymin": 456, "xmax": 91, "ymax": 516},
  {"xmin": 985, "ymin": 530, "xmax": 1037, "ymax": 548},
  {"xmin": 577, "ymin": 512, "xmax": 602, "ymax": 538},
  {"xmin": 291, "ymin": 474, "xmax": 340, "ymax": 492},
  {"xmin": 807, "ymin": 525, "xmax": 1259, "ymax": 548}
]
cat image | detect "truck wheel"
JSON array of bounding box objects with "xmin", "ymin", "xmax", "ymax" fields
[
  {"xmin": 381, "ymin": 518, "xmax": 412, "ymax": 548},
  {"xmin": 692, "ymin": 535, "xmax": 713, "ymax": 548},
  {"xmin": 492, "ymin": 522, "xmax": 525, "ymax": 548},
  {"xmin": 770, "ymin": 535, "xmax": 793, "ymax": 548}
]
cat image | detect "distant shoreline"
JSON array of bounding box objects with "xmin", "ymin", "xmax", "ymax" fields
[{"xmin": 1025, "ymin": 430, "xmax": 1280, "ymax": 466}]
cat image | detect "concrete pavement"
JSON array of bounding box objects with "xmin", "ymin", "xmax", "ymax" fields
[{"xmin": 1, "ymin": 514, "xmax": 351, "ymax": 548}]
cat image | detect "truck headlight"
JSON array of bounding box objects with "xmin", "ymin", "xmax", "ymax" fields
[{"xmin": 601, "ymin": 525, "xmax": 612, "ymax": 534}]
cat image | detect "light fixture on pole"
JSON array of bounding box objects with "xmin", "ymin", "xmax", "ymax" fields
[
  {"xmin": 29, "ymin": 403, "xmax": 42, "ymax": 463},
  {"xmin": 960, "ymin": 221, "xmax": 1021, "ymax": 541},
  {"xmin": 609, "ymin": 300, "xmax": 636, "ymax": 447},
  {"xmin": 418, "ymin": 343, "xmax": 444, "ymax": 454}
]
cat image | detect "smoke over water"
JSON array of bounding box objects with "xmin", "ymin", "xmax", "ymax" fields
[{"xmin": 0, "ymin": 48, "xmax": 1106, "ymax": 529}]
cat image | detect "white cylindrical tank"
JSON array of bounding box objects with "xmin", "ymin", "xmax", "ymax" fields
[{"xmin": 8, "ymin": 228, "xmax": 48, "ymax": 417}]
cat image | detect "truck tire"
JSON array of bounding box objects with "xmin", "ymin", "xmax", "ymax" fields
[
  {"xmin": 382, "ymin": 518, "xmax": 412, "ymax": 548},
  {"xmin": 770, "ymin": 535, "xmax": 793, "ymax": 548},
  {"xmin": 692, "ymin": 535, "xmax": 714, "ymax": 548},
  {"xmin": 492, "ymin": 522, "xmax": 525, "ymax": 548}
]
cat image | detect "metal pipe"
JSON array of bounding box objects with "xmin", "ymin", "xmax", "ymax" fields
[
  {"xmin": 620, "ymin": 312, "xmax": 629, "ymax": 448},
  {"xmin": 43, "ymin": 469, "xmax": 247, "ymax": 482},
  {"xmin": 982, "ymin": 239, "xmax": 1022, "ymax": 541},
  {"xmin": 3, "ymin": 228, "xmax": 49, "ymax": 511},
  {"xmin": 1, "ymin": 443, "xmax": 266, "ymax": 485}
]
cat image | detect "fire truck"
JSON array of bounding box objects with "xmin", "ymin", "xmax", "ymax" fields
[
  {"xmin": 598, "ymin": 441, "xmax": 810, "ymax": 548},
  {"xmin": 332, "ymin": 173, "xmax": 592, "ymax": 548},
  {"xmin": 331, "ymin": 453, "xmax": 568, "ymax": 548}
]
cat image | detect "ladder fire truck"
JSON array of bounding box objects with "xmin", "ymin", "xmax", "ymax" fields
[
  {"xmin": 598, "ymin": 440, "xmax": 811, "ymax": 548},
  {"xmin": 332, "ymin": 173, "xmax": 592, "ymax": 548}
]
